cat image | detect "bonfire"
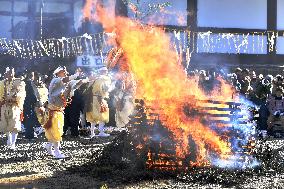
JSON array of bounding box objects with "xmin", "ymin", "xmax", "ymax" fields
[{"xmin": 82, "ymin": 0, "xmax": 257, "ymax": 170}]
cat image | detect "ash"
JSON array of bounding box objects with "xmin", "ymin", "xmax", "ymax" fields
[
  {"xmin": 69, "ymin": 133, "xmax": 284, "ymax": 189},
  {"xmin": 0, "ymin": 101, "xmax": 282, "ymax": 188},
  {"xmin": 0, "ymin": 131, "xmax": 284, "ymax": 188}
]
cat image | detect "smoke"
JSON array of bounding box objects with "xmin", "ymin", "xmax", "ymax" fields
[
  {"xmin": 209, "ymin": 95, "xmax": 259, "ymax": 168},
  {"xmin": 83, "ymin": 1, "xmax": 260, "ymax": 169}
]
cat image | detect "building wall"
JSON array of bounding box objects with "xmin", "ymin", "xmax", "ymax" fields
[
  {"xmin": 0, "ymin": 0, "xmax": 75, "ymax": 39},
  {"xmin": 277, "ymin": 0, "xmax": 284, "ymax": 30},
  {"xmin": 197, "ymin": 0, "xmax": 267, "ymax": 29},
  {"xmin": 277, "ymin": 0, "xmax": 284, "ymax": 55},
  {"xmin": 0, "ymin": 1, "xmax": 12, "ymax": 38},
  {"xmin": 1, "ymin": 0, "xmax": 284, "ymax": 58}
]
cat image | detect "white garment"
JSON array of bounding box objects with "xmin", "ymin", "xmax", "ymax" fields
[
  {"xmin": 10, "ymin": 132, "xmax": 17, "ymax": 149},
  {"xmin": 6, "ymin": 132, "xmax": 12, "ymax": 146},
  {"xmin": 53, "ymin": 141, "xmax": 65, "ymax": 159},
  {"xmin": 115, "ymin": 96, "xmax": 135, "ymax": 128},
  {"xmin": 44, "ymin": 142, "xmax": 54, "ymax": 156},
  {"xmin": 11, "ymin": 132, "xmax": 17, "ymax": 144},
  {"xmin": 90, "ymin": 123, "xmax": 96, "ymax": 138},
  {"xmin": 98, "ymin": 122, "xmax": 109, "ymax": 137}
]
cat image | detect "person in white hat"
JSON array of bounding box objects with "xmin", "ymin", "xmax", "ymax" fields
[
  {"xmin": 44, "ymin": 66, "xmax": 87, "ymax": 158},
  {"xmin": 0, "ymin": 67, "xmax": 26, "ymax": 150},
  {"xmin": 86, "ymin": 67, "xmax": 112, "ymax": 137}
]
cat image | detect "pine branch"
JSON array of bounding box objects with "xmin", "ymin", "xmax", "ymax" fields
[{"xmin": 122, "ymin": 0, "xmax": 172, "ymax": 21}]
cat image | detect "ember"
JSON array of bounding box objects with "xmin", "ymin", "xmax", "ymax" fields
[{"xmin": 129, "ymin": 98, "xmax": 256, "ymax": 170}]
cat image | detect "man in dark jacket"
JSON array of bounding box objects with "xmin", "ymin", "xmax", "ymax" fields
[
  {"xmin": 63, "ymin": 87, "xmax": 84, "ymax": 138},
  {"xmin": 23, "ymin": 72, "xmax": 40, "ymax": 139}
]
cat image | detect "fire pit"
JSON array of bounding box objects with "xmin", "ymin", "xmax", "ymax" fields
[
  {"xmin": 128, "ymin": 98, "xmax": 257, "ymax": 171},
  {"xmin": 64, "ymin": 99, "xmax": 284, "ymax": 188}
]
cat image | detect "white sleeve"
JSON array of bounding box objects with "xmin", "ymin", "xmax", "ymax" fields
[{"xmin": 69, "ymin": 72, "xmax": 80, "ymax": 80}]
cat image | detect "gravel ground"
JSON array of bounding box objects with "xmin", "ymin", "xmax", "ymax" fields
[
  {"xmin": 1, "ymin": 132, "xmax": 284, "ymax": 189},
  {"xmin": 0, "ymin": 131, "xmax": 113, "ymax": 189}
]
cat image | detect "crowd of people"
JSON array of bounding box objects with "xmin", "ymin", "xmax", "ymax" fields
[
  {"xmin": 0, "ymin": 62, "xmax": 283, "ymax": 159},
  {"xmin": 0, "ymin": 62, "xmax": 136, "ymax": 159},
  {"xmin": 192, "ymin": 67, "xmax": 284, "ymax": 137}
]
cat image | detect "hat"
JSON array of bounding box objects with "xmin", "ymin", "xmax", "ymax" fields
[
  {"xmin": 275, "ymin": 74, "xmax": 284, "ymax": 82},
  {"xmin": 228, "ymin": 73, "xmax": 237, "ymax": 79},
  {"xmin": 53, "ymin": 66, "xmax": 66, "ymax": 76},
  {"xmin": 5, "ymin": 67, "xmax": 14, "ymax": 74},
  {"xmin": 265, "ymin": 75, "xmax": 273, "ymax": 82},
  {"xmin": 97, "ymin": 67, "xmax": 108, "ymax": 72},
  {"xmin": 199, "ymin": 70, "xmax": 206, "ymax": 75},
  {"xmin": 241, "ymin": 68, "xmax": 250, "ymax": 74},
  {"xmin": 235, "ymin": 67, "xmax": 242, "ymax": 73}
]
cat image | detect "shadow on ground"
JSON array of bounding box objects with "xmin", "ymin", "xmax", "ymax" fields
[{"xmin": 1, "ymin": 133, "xmax": 284, "ymax": 189}]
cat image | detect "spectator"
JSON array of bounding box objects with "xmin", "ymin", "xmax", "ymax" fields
[
  {"xmin": 63, "ymin": 88, "xmax": 84, "ymax": 138},
  {"xmin": 267, "ymin": 87, "xmax": 284, "ymax": 132},
  {"xmin": 252, "ymin": 75, "xmax": 273, "ymax": 105},
  {"xmin": 228, "ymin": 73, "xmax": 241, "ymax": 91},
  {"xmin": 250, "ymin": 71, "xmax": 258, "ymax": 91},
  {"xmin": 23, "ymin": 72, "xmax": 40, "ymax": 139},
  {"xmin": 234, "ymin": 67, "xmax": 242, "ymax": 80},
  {"xmin": 272, "ymin": 75, "xmax": 284, "ymax": 95},
  {"xmin": 239, "ymin": 76, "xmax": 253, "ymax": 97},
  {"xmin": 198, "ymin": 70, "xmax": 213, "ymax": 94},
  {"xmin": 267, "ymin": 87, "xmax": 284, "ymax": 115}
]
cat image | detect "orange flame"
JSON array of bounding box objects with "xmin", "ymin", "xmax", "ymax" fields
[
  {"xmin": 84, "ymin": 3, "xmax": 237, "ymax": 165},
  {"xmin": 82, "ymin": 0, "xmax": 94, "ymax": 21}
]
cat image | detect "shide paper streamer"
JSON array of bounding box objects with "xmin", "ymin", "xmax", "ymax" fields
[{"xmin": 0, "ymin": 31, "xmax": 281, "ymax": 60}]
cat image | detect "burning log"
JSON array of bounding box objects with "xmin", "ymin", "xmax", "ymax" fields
[
  {"xmin": 127, "ymin": 98, "xmax": 257, "ymax": 171},
  {"xmin": 66, "ymin": 97, "xmax": 257, "ymax": 186}
]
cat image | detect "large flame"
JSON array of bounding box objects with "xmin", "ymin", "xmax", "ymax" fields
[{"xmin": 83, "ymin": 2, "xmax": 247, "ymax": 165}]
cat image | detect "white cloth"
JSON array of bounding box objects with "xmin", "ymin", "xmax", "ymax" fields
[
  {"xmin": 53, "ymin": 141, "xmax": 65, "ymax": 158},
  {"xmin": 69, "ymin": 72, "xmax": 80, "ymax": 81},
  {"xmin": 115, "ymin": 95, "xmax": 135, "ymax": 128},
  {"xmin": 0, "ymin": 79, "xmax": 26, "ymax": 133},
  {"xmin": 11, "ymin": 132, "xmax": 17, "ymax": 145},
  {"xmin": 90, "ymin": 123, "xmax": 96, "ymax": 137},
  {"xmin": 6, "ymin": 132, "xmax": 12, "ymax": 146},
  {"xmin": 98, "ymin": 122, "xmax": 105, "ymax": 133}
]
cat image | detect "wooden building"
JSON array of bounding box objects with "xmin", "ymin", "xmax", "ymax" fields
[{"xmin": 0, "ymin": 0, "xmax": 283, "ymax": 74}]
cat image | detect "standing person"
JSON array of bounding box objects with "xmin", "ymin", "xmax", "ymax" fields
[
  {"xmin": 253, "ymin": 75, "xmax": 273, "ymax": 105},
  {"xmin": 63, "ymin": 70, "xmax": 88, "ymax": 137},
  {"xmin": 239, "ymin": 76, "xmax": 253, "ymax": 98},
  {"xmin": 250, "ymin": 71, "xmax": 258, "ymax": 90},
  {"xmin": 272, "ymin": 75, "xmax": 284, "ymax": 95},
  {"xmin": 44, "ymin": 66, "xmax": 85, "ymax": 158},
  {"xmin": 0, "ymin": 67, "xmax": 26, "ymax": 149},
  {"xmin": 105, "ymin": 35, "xmax": 137, "ymax": 129},
  {"xmin": 267, "ymin": 87, "xmax": 284, "ymax": 134},
  {"xmin": 86, "ymin": 67, "xmax": 112, "ymax": 138},
  {"xmin": 198, "ymin": 70, "xmax": 211, "ymax": 94},
  {"xmin": 63, "ymin": 88, "xmax": 84, "ymax": 138},
  {"xmin": 113, "ymin": 72, "xmax": 136, "ymax": 128},
  {"xmin": 33, "ymin": 73, "xmax": 49, "ymax": 135},
  {"xmin": 23, "ymin": 72, "xmax": 40, "ymax": 139}
]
